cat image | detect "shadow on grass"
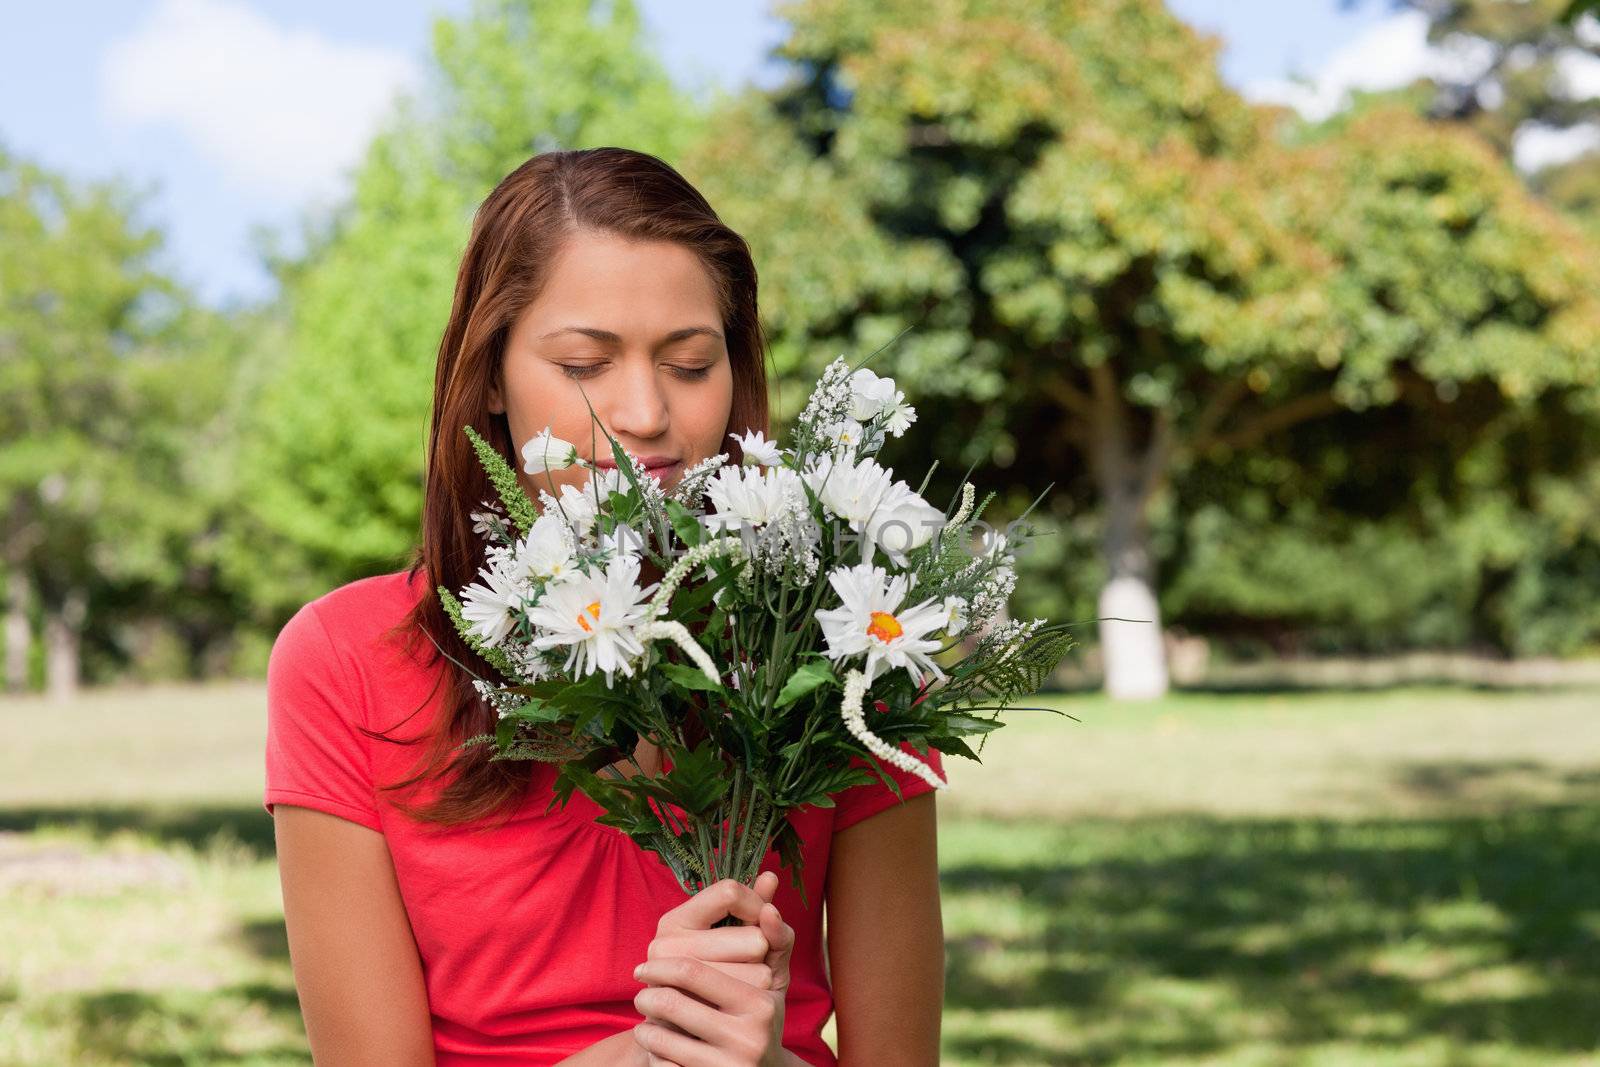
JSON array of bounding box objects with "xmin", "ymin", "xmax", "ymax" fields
[
  {"xmin": 5, "ymin": 782, "xmax": 1599, "ymax": 1063},
  {"xmin": 67, "ymin": 986, "xmax": 306, "ymax": 1065},
  {"xmin": 940, "ymin": 802, "xmax": 1600, "ymax": 1064},
  {"xmin": 0, "ymin": 803, "xmax": 275, "ymax": 858}
]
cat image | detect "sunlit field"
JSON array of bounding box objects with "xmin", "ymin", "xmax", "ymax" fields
[{"xmin": 2, "ymin": 682, "xmax": 1597, "ymax": 1065}]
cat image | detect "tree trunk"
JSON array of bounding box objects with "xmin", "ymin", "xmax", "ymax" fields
[
  {"xmin": 4, "ymin": 571, "xmax": 30, "ymax": 693},
  {"xmin": 1083, "ymin": 360, "xmax": 1171, "ymax": 700},
  {"xmin": 43, "ymin": 587, "xmax": 86, "ymax": 703},
  {"xmin": 1097, "ymin": 488, "xmax": 1169, "ymax": 700}
]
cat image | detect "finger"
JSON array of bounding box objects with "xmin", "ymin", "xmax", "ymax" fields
[
  {"xmin": 634, "ymin": 1021, "xmax": 718, "ymax": 1067},
  {"xmin": 753, "ymin": 869, "xmax": 778, "ymax": 906},
  {"xmin": 643, "ymin": 960, "xmax": 773, "ymax": 994},
  {"xmin": 648, "ymin": 925, "xmax": 770, "ymax": 963},
  {"xmin": 635, "ymin": 956, "xmax": 768, "ymax": 1013},
  {"xmin": 660, "ymin": 878, "xmax": 767, "ymax": 932},
  {"xmin": 633, "ymin": 983, "xmax": 729, "ymax": 1047},
  {"xmin": 759, "ymin": 904, "xmax": 796, "ymax": 986}
]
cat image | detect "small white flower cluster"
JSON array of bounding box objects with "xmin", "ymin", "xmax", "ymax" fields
[
  {"xmin": 801, "ymin": 455, "xmax": 945, "ymax": 567},
  {"xmin": 469, "ymin": 499, "xmax": 513, "ymax": 544},
  {"xmin": 963, "ymin": 534, "xmax": 1018, "ymax": 625},
  {"xmin": 472, "ymin": 677, "xmax": 527, "ymax": 720},
  {"xmin": 671, "ymin": 453, "xmax": 730, "ymax": 505},
  {"xmin": 823, "ymin": 367, "xmax": 917, "ymax": 459},
  {"xmin": 840, "ymin": 668, "xmax": 948, "ymax": 791},
  {"xmin": 795, "ymin": 356, "xmax": 854, "ymax": 448},
  {"xmin": 974, "ymin": 616, "xmax": 1046, "ymax": 662}
]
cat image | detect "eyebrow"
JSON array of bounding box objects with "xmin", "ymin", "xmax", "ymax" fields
[{"xmin": 537, "ymin": 325, "xmax": 724, "ymax": 348}]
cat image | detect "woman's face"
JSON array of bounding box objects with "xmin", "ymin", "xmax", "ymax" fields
[{"xmin": 490, "ymin": 229, "xmax": 735, "ymax": 502}]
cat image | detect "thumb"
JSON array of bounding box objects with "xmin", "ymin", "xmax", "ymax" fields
[{"xmin": 753, "ymin": 870, "xmax": 778, "ymax": 906}]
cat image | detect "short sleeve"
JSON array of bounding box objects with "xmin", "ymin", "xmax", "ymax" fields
[
  {"xmin": 830, "ymin": 742, "xmax": 946, "ymax": 833},
  {"xmin": 263, "ymin": 600, "xmax": 383, "ymax": 832}
]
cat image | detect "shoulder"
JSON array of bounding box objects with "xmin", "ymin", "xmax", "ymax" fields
[
  {"xmin": 269, "ymin": 569, "xmax": 429, "ymax": 706},
  {"xmin": 274, "ymin": 569, "xmax": 425, "ymax": 658},
  {"xmin": 302, "ymin": 568, "xmax": 427, "ymax": 636}
]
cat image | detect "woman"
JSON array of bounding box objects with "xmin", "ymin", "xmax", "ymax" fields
[{"xmin": 263, "ymin": 148, "xmax": 943, "ymax": 1066}]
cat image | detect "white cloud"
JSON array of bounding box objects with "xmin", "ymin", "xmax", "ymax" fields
[
  {"xmin": 1244, "ymin": 9, "xmax": 1600, "ymax": 173},
  {"xmin": 100, "ymin": 0, "xmax": 419, "ymax": 208},
  {"xmin": 1554, "ymin": 47, "xmax": 1600, "ymax": 100},
  {"xmin": 1576, "ymin": 13, "xmax": 1600, "ymax": 49},
  {"xmin": 1244, "ymin": 11, "xmax": 1494, "ymax": 122},
  {"xmin": 1513, "ymin": 122, "xmax": 1600, "ymax": 171}
]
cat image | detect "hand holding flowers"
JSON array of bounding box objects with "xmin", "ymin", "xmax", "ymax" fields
[{"xmin": 631, "ymin": 872, "xmax": 795, "ymax": 1067}]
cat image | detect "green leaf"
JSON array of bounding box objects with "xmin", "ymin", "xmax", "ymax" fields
[
  {"xmin": 775, "ymin": 660, "xmax": 838, "ymax": 707},
  {"xmin": 512, "ymin": 698, "xmax": 563, "ymax": 723},
  {"xmin": 928, "ymin": 735, "xmax": 979, "ymax": 760},
  {"xmin": 673, "ymin": 565, "xmax": 740, "ymax": 616},
  {"xmin": 660, "ymin": 660, "xmax": 723, "ymax": 693},
  {"xmin": 495, "ymin": 715, "xmax": 517, "ymax": 748},
  {"xmin": 941, "ymin": 713, "xmax": 1006, "ymax": 736},
  {"xmin": 666, "ymin": 499, "xmax": 707, "ymax": 547},
  {"xmin": 785, "ymin": 763, "xmax": 876, "ymax": 807},
  {"xmin": 662, "ymin": 739, "xmax": 732, "ymax": 816}
]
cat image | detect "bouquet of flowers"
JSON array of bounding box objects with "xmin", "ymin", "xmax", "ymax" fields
[{"xmin": 439, "ymin": 355, "xmax": 1072, "ymax": 910}]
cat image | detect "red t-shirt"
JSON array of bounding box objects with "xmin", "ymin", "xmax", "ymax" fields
[{"xmin": 263, "ymin": 567, "xmax": 943, "ymax": 1066}]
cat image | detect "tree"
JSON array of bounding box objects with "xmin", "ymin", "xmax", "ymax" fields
[
  {"xmin": 1348, "ymin": 0, "xmax": 1600, "ymax": 233},
  {"xmin": 0, "ymin": 142, "xmax": 224, "ymax": 698},
  {"xmin": 680, "ymin": 0, "xmax": 1600, "ymax": 697},
  {"xmin": 225, "ymin": 0, "xmax": 706, "ymax": 620}
]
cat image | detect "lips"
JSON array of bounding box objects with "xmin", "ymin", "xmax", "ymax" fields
[{"xmin": 593, "ymin": 455, "xmax": 681, "ymax": 480}]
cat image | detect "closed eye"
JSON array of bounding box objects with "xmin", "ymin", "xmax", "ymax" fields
[
  {"xmin": 557, "ymin": 363, "xmax": 603, "ymax": 380},
  {"xmin": 557, "ymin": 363, "xmax": 715, "ymax": 382}
]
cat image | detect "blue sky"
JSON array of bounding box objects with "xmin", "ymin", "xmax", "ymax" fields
[{"xmin": 0, "ymin": 1, "xmax": 1407, "ymax": 311}]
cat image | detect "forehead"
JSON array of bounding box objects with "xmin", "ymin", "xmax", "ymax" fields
[{"xmin": 517, "ymin": 230, "xmax": 723, "ymax": 339}]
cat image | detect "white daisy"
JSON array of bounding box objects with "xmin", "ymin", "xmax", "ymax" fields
[
  {"xmin": 846, "ymin": 368, "xmax": 900, "ymax": 422},
  {"xmin": 728, "ymin": 429, "xmax": 783, "ymax": 467},
  {"xmin": 510, "ymin": 514, "xmax": 577, "ymax": 582},
  {"xmin": 521, "ymin": 427, "xmax": 580, "ymax": 474},
  {"xmin": 801, "ymin": 455, "xmax": 895, "ymax": 528},
  {"xmin": 863, "ymin": 480, "xmax": 946, "ymax": 567},
  {"xmin": 459, "ymin": 561, "xmax": 523, "ymax": 648},
  {"xmin": 703, "ymin": 466, "xmax": 804, "ymax": 532},
  {"xmin": 597, "ymin": 520, "xmax": 645, "ymax": 561},
  {"xmin": 540, "ymin": 471, "xmax": 621, "ymax": 538},
  {"xmin": 884, "ymin": 396, "xmax": 917, "ymax": 437},
  {"xmin": 525, "ymin": 555, "xmax": 658, "ymax": 685},
  {"xmin": 814, "ymin": 561, "xmax": 948, "ymax": 686}
]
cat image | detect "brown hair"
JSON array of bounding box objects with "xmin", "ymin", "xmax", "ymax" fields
[{"xmin": 361, "ymin": 147, "xmax": 770, "ymax": 828}]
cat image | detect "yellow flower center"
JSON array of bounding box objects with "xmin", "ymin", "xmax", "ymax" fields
[
  {"xmin": 576, "ymin": 600, "xmax": 602, "ymax": 633},
  {"xmin": 866, "ymin": 610, "xmax": 903, "ymax": 643}
]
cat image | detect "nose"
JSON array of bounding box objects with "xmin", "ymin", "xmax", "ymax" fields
[{"xmin": 602, "ymin": 358, "xmax": 670, "ymax": 445}]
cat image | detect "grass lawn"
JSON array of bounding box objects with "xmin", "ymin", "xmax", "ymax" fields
[{"xmin": 1, "ymin": 681, "xmax": 1597, "ymax": 1065}]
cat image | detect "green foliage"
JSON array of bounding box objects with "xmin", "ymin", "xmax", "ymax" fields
[
  {"xmin": 463, "ymin": 425, "xmax": 537, "ymax": 533},
  {"xmin": 436, "ymin": 584, "xmax": 522, "ymax": 678},
  {"xmin": 0, "ymin": 140, "xmax": 237, "ymax": 688},
  {"xmin": 683, "ymin": 0, "xmax": 1600, "ymax": 676},
  {"xmin": 773, "ymin": 659, "xmax": 837, "ymax": 707},
  {"xmin": 224, "ymin": 0, "xmax": 701, "ymax": 619}
]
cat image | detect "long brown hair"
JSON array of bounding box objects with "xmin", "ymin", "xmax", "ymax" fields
[{"xmin": 362, "ymin": 147, "xmax": 770, "ymax": 828}]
